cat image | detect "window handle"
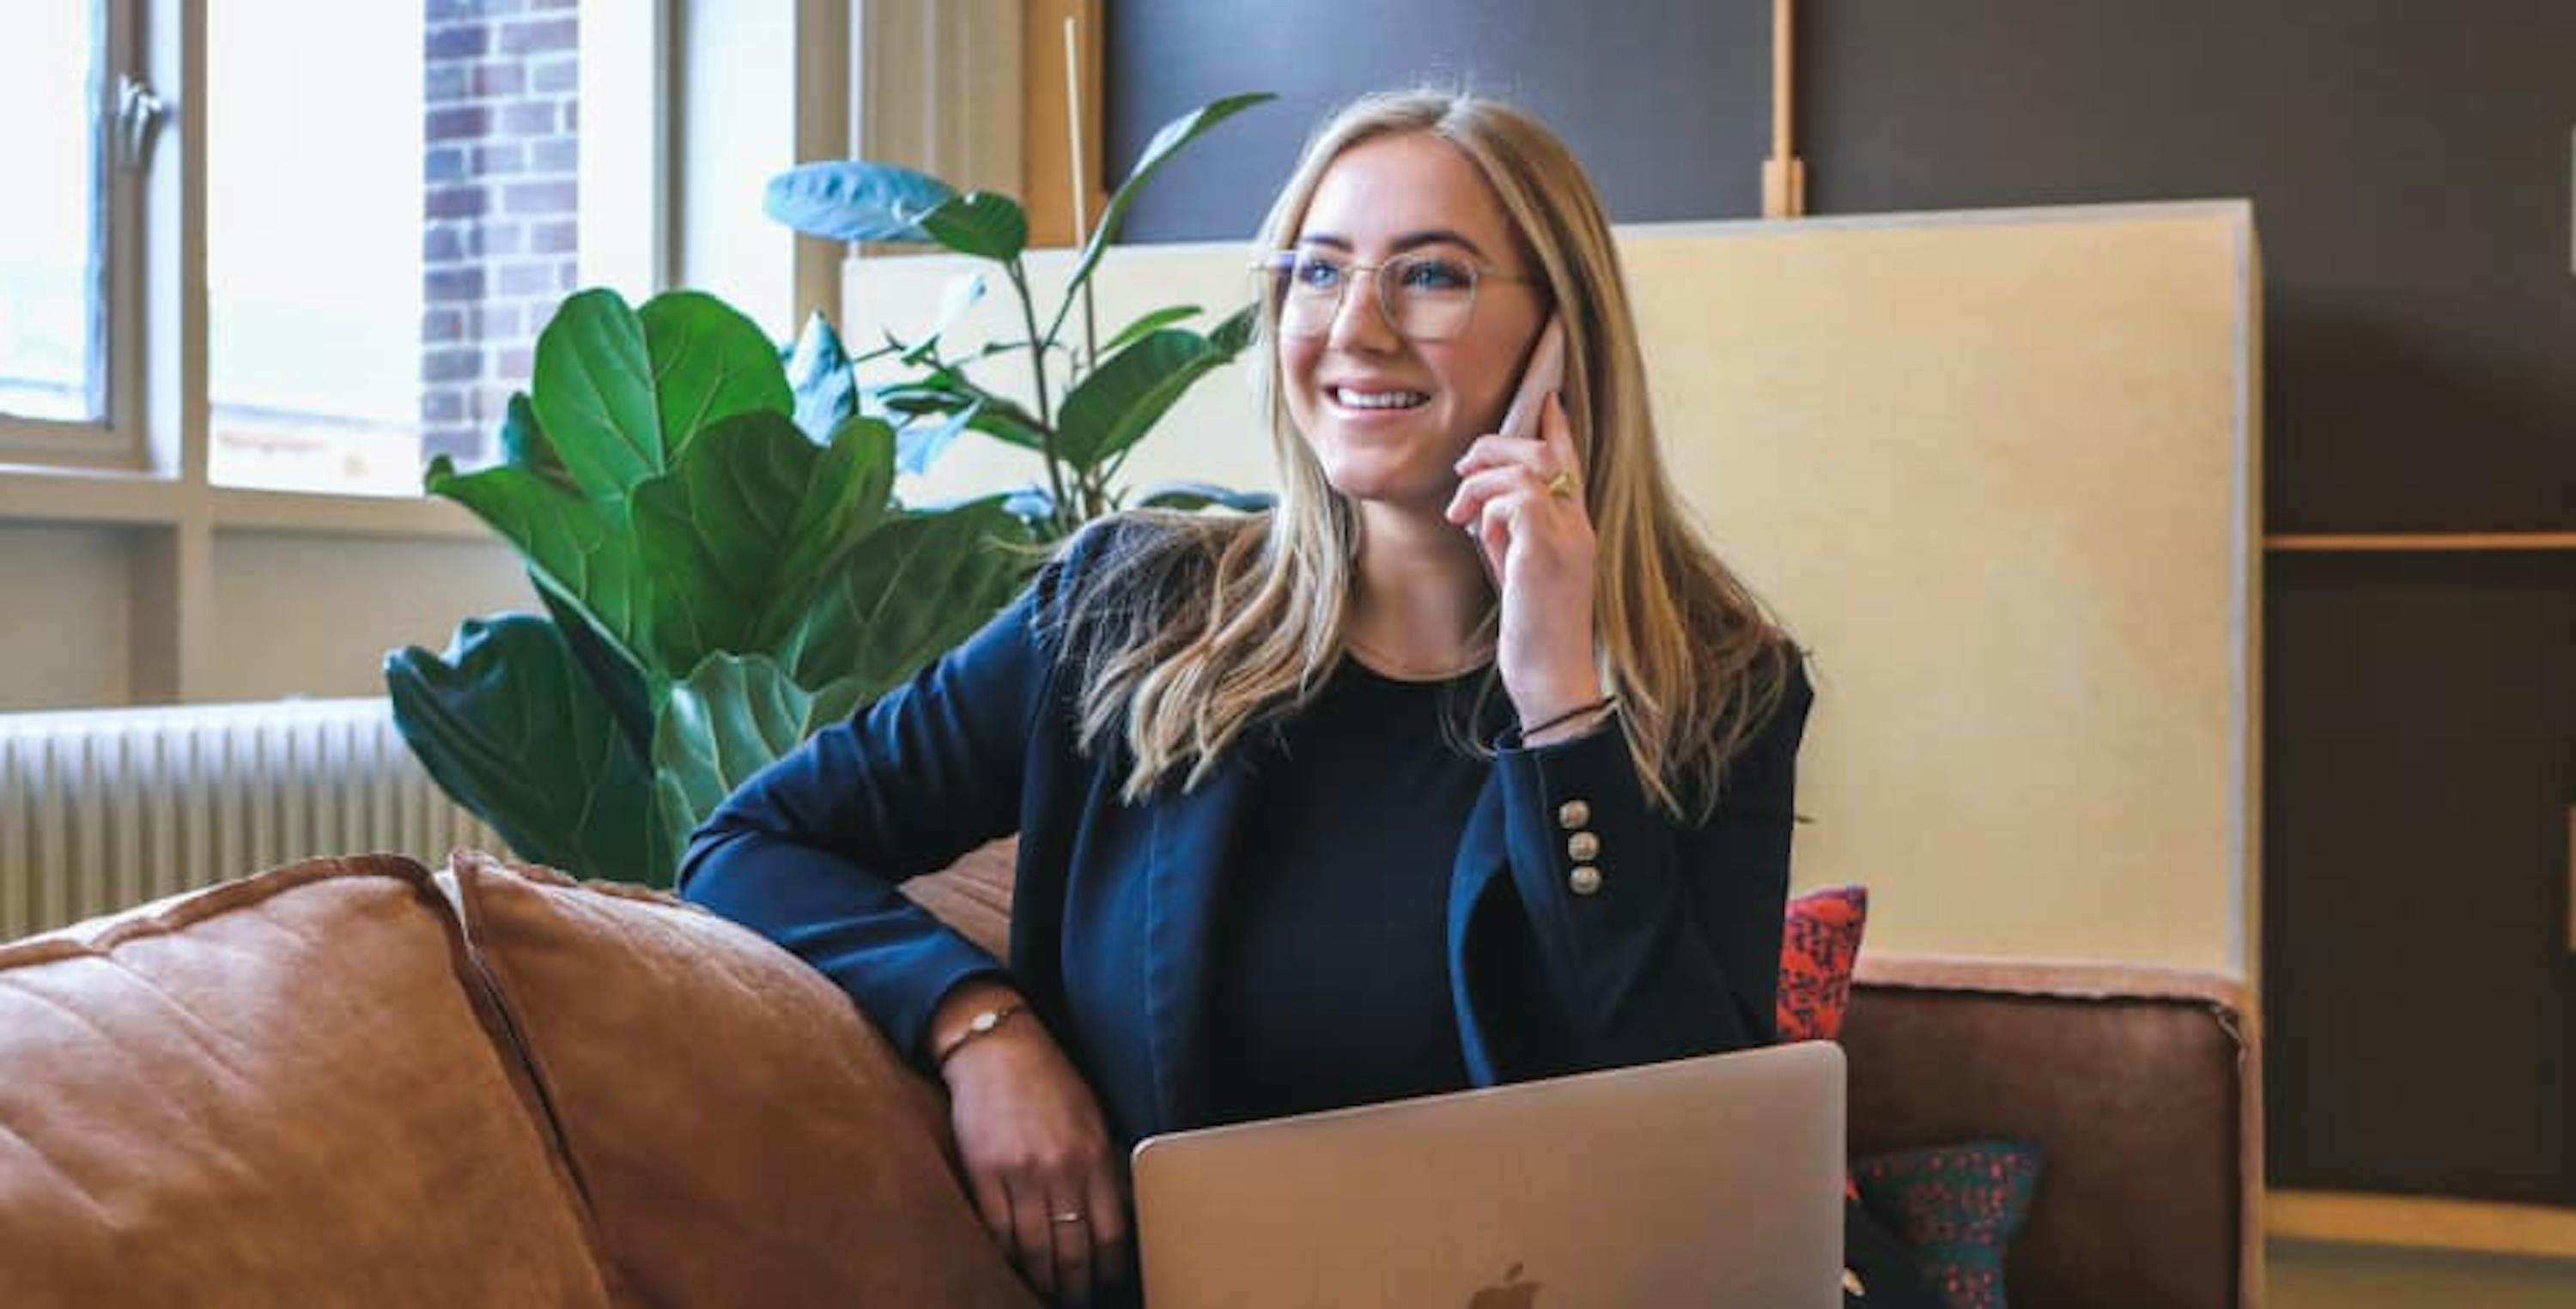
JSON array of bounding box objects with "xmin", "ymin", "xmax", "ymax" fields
[{"xmin": 115, "ymin": 74, "xmax": 165, "ymax": 173}]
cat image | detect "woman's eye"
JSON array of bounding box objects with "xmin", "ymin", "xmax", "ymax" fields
[
  {"xmin": 1400, "ymin": 258, "xmax": 1473, "ymax": 291},
  {"xmin": 1293, "ymin": 258, "xmax": 1346, "ymax": 289}
]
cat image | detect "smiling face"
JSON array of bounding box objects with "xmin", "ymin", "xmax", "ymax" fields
[{"xmin": 1278, "ymin": 131, "xmax": 1551, "ymax": 513}]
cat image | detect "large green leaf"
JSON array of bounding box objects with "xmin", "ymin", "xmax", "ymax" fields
[
  {"xmin": 1048, "ymin": 92, "xmax": 1273, "ymax": 343},
  {"xmin": 1054, "ymin": 328, "xmax": 1228, "ymax": 471},
  {"xmin": 784, "ymin": 497, "xmax": 1031, "ymax": 695},
  {"xmin": 638, "ymin": 291, "xmax": 795, "ymax": 461},
  {"xmin": 530, "ymin": 289, "xmax": 661, "ymax": 501},
  {"xmin": 784, "ymin": 312, "xmax": 857, "ymax": 444},
  {"xmin": 427, "ymin": 454, "xmax": 652, "ymax": 661},
  {"xmin": 920, "ymin": 191, "xmax": 1029, "ymax": 263},
  {"xmin": 653, "ymin": 655, "xmax": 867, "ymax": 878},
  {"xmin": 531, "ymin": 571, "xmax": 653, "ymax": 757},
  {"xmin": 629, "ymin": 410, "xmax": 896, "ymax": 673},
  {"xmin": 529, "ymin": 289, "xmax": 793, "ymax": 502},
  {"xmin": 762, "ymin": 161, "xmax": 956, "ymax": 243},
  {"xmin": 386, "ymin": 614, "xmax": 669, "ymax": 885}
]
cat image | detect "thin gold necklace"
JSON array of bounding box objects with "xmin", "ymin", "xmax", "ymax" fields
[{"xmin": 1343, "ymin": 632, "xmax": 1492, "ymax": 681}]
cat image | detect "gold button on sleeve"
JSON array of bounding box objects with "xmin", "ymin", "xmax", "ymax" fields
[
  {"xmin": 1556, "ymin": 799, "xmax": 1591, "ymax": 831},
  {"xmin": 1567, "ymin": 865, "xmax": 1603, "ymax": 896},
  {"xmin": 1566, "ymin": 831, "xmax": 1601, "ymax": 862}
]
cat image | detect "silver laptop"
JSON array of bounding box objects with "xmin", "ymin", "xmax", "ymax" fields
[{"xmin": 1132, "ymin": 1040, "xmax": 1845, "ymax": 1308}]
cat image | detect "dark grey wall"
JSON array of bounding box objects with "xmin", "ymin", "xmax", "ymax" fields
[
  {"xmin": 1105, "ymin": 0, "xmax": 1771, "ymax": 237},
  {"xmin": 1107, "ymin": 0, "xmax": 2576, "ymax": 1207}
]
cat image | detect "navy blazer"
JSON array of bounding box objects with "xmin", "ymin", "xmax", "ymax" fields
[{"xmin": 680, "ymin": 520, "xmax": 1814, "ymax": 1146}]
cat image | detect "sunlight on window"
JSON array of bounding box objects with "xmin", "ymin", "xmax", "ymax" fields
[
  {"xmin": 209, "ymin": 2, "xmax": 424, "ymax": 494},
  {"xmin": 210, "ymin": 1, "xmax": 588, "ymax": 497},
  {"xmin": 0, "ymin": 3, "xmax": 105, "ymax": 425}
]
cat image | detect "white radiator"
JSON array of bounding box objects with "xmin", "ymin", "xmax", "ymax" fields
[{"xmin": 0, "ymin": 698, "xmax": 499, "ymax": 940}]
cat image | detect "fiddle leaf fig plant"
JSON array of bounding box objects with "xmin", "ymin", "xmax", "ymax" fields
[{"xmin": 388, "ymin": 92, "xmax": 1277, "ymax": 887}]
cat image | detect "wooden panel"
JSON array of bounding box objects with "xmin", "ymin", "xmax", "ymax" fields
[
  {"xmin": 2269, "ymin": 1191, "xmax": 2576, "ymax": 1261},
  {"xmin": 2268, "ymin": 1236, "xmax": 2576, "ymax": 1308},
  {"xmin": 2263, "ymin": 551, "xmax": 2576, "ymax": 1203},
  {"xmin": 2269, "ymin": 534, "xmax": 2576, "ymax": 554},
  {"xmin": 1019, "ymin": 0, "xmax": 1103, "ymax": 250}
]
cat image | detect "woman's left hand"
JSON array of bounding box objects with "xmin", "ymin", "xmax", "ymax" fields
[{"xmin": 1444, "ymin": 391, "xmax": 1603, "ymax": 730}]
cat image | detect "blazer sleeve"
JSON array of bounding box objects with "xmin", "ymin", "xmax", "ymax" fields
[
  {"xmin": 677, "ymin": 541, "xmax": 1083, "ymax": 1066},
  {"xmin": 1480, "ymin": 651, "xmax": 1814, "ymax": 1075}
]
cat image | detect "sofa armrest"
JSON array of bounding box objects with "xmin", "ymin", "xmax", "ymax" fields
[
  {"xmin": 1843, "ymin": 955, "xmax": 2263, "ymax": 1309},
  {"xmin": 900, "ymin": 838, "xmax": 1018, "ymax": 961}
]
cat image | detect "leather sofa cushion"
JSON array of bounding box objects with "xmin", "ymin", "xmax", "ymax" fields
[
  {"xmin": 441, "ymin": 849, "xmax": 1036, "ymax": 1308},
  {"xmin": 1842, "ymin": 959, "xmax": 2255, "ymax": 1309},
  {"xmin": 0, "ymin": 855, "xmax": 616, "ymax": 1309},
  {"xmin": 900, "ymin": 836, "xmax": 1018, "ymax": 960}
]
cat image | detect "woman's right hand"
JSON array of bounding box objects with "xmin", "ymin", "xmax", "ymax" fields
[{"xmin": 934, "ymin": 985, "xmax": 1131, "ymax": 1307}]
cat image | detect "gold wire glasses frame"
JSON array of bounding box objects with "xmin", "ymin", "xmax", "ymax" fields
[{"xmin": 1255, "ymin": 249, "xmax": 1541, "ymax": 342}]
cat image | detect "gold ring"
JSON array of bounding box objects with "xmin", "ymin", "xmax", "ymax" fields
[
  {"xmin": 1544, "ymin": 471, "xmax": 1576, "ymax": 500},
  {"xmin": 1051, "ymin": 1210, "xmax": 1088, "ymax": 1225}
]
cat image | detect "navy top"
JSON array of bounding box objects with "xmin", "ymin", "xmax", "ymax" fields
[{"xmin": 1200, "ymin": 659, "xmax": 1492, "ymax": 1124}]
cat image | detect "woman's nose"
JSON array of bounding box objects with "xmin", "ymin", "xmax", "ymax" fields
[{"xmin": 1323, "ymin": 270, "xmax": 1402, "ymax": 354}]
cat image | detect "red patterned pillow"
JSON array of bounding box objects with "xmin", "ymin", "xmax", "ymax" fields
[{"xmin": 1778, "ymin": 885, "xmax": 1868, "ymax": 1043}]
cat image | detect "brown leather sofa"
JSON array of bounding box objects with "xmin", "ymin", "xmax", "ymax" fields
[{"xmin": 0, "ymin": 842, "xmax": 2258, "ymax": 1306}]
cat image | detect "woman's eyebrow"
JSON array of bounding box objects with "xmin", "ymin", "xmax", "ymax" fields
[{"xmin": 1295, "ymin": 229, "xmax": 1492, "ymax": 258}]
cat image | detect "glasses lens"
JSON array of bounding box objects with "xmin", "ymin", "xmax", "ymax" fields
[
  {"xmin": 1275, "ymin": 253, "xmax": 1345, "ymax": 337},
  {"xmin": 1384, "ymin": 253, "xmax": 1477, "ymax": 342}
]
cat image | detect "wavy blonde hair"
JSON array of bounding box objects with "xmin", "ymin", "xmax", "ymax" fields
[{"xmin": 1063, "ymin": 90, "xmax": 1801, "ymax": 820}]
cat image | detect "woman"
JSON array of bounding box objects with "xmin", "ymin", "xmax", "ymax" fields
[{"xmin": 682, "ymin": 90, "xmax": 1814, "ymax": 1307}]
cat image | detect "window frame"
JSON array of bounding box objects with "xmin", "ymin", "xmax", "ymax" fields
[{"xmin": 0, "ymin": 0, "xmax": 148, "ymax": 469}]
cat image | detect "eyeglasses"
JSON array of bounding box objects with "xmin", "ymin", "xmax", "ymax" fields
[{"xmin": 1256, "ymin": 249, "xmax": 1541, "ymax": 342}]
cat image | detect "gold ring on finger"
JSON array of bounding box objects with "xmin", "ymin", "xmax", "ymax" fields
[
  {"xmin": 1544, "ymin": 470, "xmax": 1577, "ymax": 500},
  {"xmin": 1051, "ymin": 1210, "xmax": 1088, "ymax": 1224}
]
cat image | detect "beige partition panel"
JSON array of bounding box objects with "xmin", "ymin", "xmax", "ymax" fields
[{"xmin": 854, "ymin": 200, "xmax": 2261, "ymax": 977}]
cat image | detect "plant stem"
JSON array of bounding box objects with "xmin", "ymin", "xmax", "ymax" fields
[
  {"xmin": 1005, "ymin": 258, "xmax": 1074, "ymax": 535},
  {"xmin": 1080, "ymin": 282, "xmax": 1101, "ymax": 376}
]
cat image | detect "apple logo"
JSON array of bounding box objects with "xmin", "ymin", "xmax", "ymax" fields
[{"xmin": 1467, "ymin": 1262, "xmax": 1541, "ymax": 1308}]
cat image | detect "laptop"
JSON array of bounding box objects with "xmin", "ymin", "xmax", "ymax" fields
[{"xmin": 1131, "ymin": 1040, "xmax": 1845, "ymax": 1308}]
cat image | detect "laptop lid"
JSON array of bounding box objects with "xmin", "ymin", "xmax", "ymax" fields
[{"xmin": 1131, "ymin": 1040, "xmax": 1845, "ymax": 1309}]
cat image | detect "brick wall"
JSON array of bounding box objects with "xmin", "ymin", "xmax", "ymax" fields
[{"xmin": 421, "ymin": 1, "xmax": 578, "ymax": 465}]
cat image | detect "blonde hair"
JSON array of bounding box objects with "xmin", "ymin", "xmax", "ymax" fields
[{"xmin": 1063, "ymin": 90, "xmax": 1801, "ymax": 819}]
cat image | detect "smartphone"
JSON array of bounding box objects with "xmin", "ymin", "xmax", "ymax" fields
[
  {"xmin": 1470, "ymin": 315, "xmax": 1566, "ymax": 583},
  {"xmin": 1496, "ymin": 315, "xmax": 1565, "ymax": 446}
]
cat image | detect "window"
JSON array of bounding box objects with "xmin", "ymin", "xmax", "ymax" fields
[
  {"xmin": 0, "ymin": 3, "xmax": 747, "ymax": 503},
  {"xmin": 209, "ymin": 1, "xmax": 594, "ymax": 495},
  {"xmin": 0, "ymin": 3, "xmax": 111, "ymax": 428}
]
